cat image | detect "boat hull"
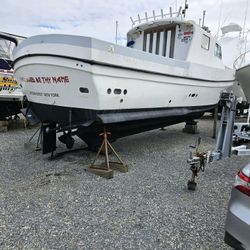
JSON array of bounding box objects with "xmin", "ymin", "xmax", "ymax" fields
[
  {"xmin": 0, "ymin": 70, "xmax": 24, "ymax": 119},
  {"xmin": 13, "ymin": 34, "xmax": 234, "ymax": 148},
  {"xmin": 29, "ymin": 101, "xmax": 212, "ymax": 148},
  {"xmin": 236, "ymin": 64, "xmax": 250, "ymax": 102},
  {"xmin": 14, "ymin": 55, "xmax": 232, "ymax": 116},
  {"xmin": 0, "ymin": 100, "xmax": 24, "ymax": 119}
]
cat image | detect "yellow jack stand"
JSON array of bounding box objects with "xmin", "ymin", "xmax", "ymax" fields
[{"xmin": 86, "ymin": 127, "xmax": 128, "ymax": 179}]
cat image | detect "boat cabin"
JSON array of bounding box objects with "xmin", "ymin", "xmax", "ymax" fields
[
  {"xmin": 0, "ymin": 32, "xmax": 25, "ymax": 70},
  {"xmin": 127, "ymin": 16, "xmax": 223, "ymax": 68}
]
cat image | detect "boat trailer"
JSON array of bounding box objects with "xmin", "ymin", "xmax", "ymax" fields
[{"xmin": 187, "ymin": 92, "xmax": 250, "ymax": 190}]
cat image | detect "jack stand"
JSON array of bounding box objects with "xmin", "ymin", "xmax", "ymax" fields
[
  {"xmin": 87, "ymin": 127, "xmax": 128, "ymax": 179},
  {"xmin": 24, "ymin": 125, "xmax": 42, "ymax": 151},
  {"xmin": 212, "ymin": 104, "xmax": 218, "ymax": 139},
  {"xmin": 187, "ymin": 137, "xmax": 206, "ymax": 190}
]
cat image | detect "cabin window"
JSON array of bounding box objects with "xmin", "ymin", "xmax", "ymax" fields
[
  {"xmin": 162, "ymin": 30, "xmax": 168, "ymax": 56},
  {"xmin": 143, "ymin": 26, "xmax": 176, "ymax": 58},
  {"xmin": 215, "ymin": 43, "xmax": 222, "ymax": 59},
  {"xmin": 149, "ymin": 33, "xmax": 153, "ymax": 53},
  {"xmin": 155, "ymin": 32, "xmax": 161, "ymax": 55},
  {"xmin": 201, "ymin": 34, "xmax": 210, "ymax": 50}
]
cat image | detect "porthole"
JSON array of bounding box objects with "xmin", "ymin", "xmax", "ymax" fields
[
  {"xmin": 169, "ymin": 100, "xmax": 172, "ymax": 103},
  {"xmin": 120, "ymin": 99, "xmax": 123, "ymax": 103},
  {"xmin": 79, "ymin": 87, "xmax": 89, "ymax": 93},
  {"xmin": 114, "ymin": 89, "xmax": 122, "ymax": 95},
  {"xmin": 191, "ymin": 93, "xmax": 196, "ymax": 97},
  {"xmin": 107, "ymin": 88, "xmax": 111, "ymax": 94},
  {"xmin": 123, "ymin": 89, "xmax": 127, "ymax": 95}
]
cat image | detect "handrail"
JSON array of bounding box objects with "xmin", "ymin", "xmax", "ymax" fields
[
  {"xmin": 233, "ymin": 49, "xmax": 250, "ymax": 69},
  {"xmin": 130, "ymin": 7, "xmax": 183, "ymax": 27}
]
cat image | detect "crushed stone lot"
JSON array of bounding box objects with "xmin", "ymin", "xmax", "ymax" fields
[{"xmin": 0, "ymin": 116, "xmax": 248, "ymax": 249}]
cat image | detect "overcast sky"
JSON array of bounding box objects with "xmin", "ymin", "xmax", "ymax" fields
[{"xmin": 1, "ymin": 0, "xmax": 249, "ymax": 43}]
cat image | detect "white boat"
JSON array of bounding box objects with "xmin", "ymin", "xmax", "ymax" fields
[
  {"xmin": 0, "ymin": 32, "xmax": 25, "ymax": 119},
  {"xmin": 13, "ymin": 9, "xmax": 234, "ymax": 151},
  {"xmin": 235, "ymin": 64, "xmax": 250, "ymax": 102},
  {"xmin": 234, "ymin": 48, "xmax": 250, "ymax": 103}
]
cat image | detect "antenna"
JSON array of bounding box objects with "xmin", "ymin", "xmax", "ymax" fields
[
  {"xmin": 182, "ymin": 0, "xmax": 188, "ymax": 18},
  {"xmin": 177, "ymin": 6, "xmax": 182, "ymax": 17},
  {"xmin": 215, "ymin": 0, "xmax": 223, "ymax": 37},
  {"xmin": 202, "ymin": 10, "xmax": 206, "ymax": 27},
  {"xmin": 115, "ymin": 20, "xmax": 118, "ymax": 44},
  {"xmin": 243, "ymin": 0, "xmax": 249, "ymax": 55}
]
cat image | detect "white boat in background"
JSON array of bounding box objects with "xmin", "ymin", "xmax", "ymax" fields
[
  {"xmin": 0, "ymin": 32, "xmax": 26, "ymax": 119},
  {"xmin": 233, "ymin": 33, "xmax": 250, "ymax": 104},
  {"xmin": 235, "ymin": 63, "xmax": 250, "ymax": 102},
  {"xmin": 13, "ymin": 7, "xmax": 234, "ymax": 152}
]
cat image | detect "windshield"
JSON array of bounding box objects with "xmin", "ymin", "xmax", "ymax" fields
[{"xmin": 0, "ymin": 38, "xmax": 16, "ymax": 60}]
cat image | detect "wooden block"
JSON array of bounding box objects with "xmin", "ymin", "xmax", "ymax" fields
[
  {"xmin": 0, "ymin": 126, "xmax": 8, "ymax": 132},
  {"xmin": 8, "ymin": 118, "xmax": 27, "ymax": 129},
  {"xmin": 0, "ymin": 120, "xmax": 8, "ymax": 127},
  {"xmin": 86, "ymin": 166, "xmax": 114, "ymax": 179},
  {"xmin": 183, "ymin": 124, "xmax": 199, "ymax": 134},
  {"xmin": 109, "ymin": 161, "xmax": 128, "ymax": 173}
]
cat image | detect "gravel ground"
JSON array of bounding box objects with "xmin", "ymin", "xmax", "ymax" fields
[{"xmin": 0, "ymin": 116, "xmax": 249, "ymax": 250}]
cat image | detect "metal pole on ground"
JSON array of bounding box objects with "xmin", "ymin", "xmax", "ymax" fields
[{"xmin": 212, "ymin": 104, "xmax": 218, "ymax": 139}]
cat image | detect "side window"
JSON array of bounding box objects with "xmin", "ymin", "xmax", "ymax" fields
[
  {"xmin": 215, "ymin": 43, "xmax": 222, "ymax": 59},
  {"xmin": 201, "ymin": 34, "xmax": 210, "ymax": 50}
]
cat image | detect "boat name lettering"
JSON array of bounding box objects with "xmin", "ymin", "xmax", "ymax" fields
[
  {"xmin": 22, "ymin": 76, "xmax": 69, "ymax": 84},
  {"xmin": 30, "ymin": 91, "xmax": 60, "ymax": 97},
  {"xmin": 30, "ymin": 91, "xmax": 43, "ymax": 96},
  {"xmin": 44, "ymin": 93, "xmax": 59, "ymax": 97}
]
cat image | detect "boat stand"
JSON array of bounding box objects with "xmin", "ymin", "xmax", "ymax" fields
[
  {"xmin": 24, "ymin": 125, "xmax": 42, "ymax": 151},
  {"xmin": 183, "ymin": 120, "xmax": 199, "ymax": 134},
  {"xmin": 87, "ymin": 127, "xmax": 128, "ymax": 179}
]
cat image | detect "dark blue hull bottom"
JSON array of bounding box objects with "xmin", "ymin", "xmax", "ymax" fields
[{"xmin": 29, "ymin": 102, "xmax": 215, "ymax": 150}]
